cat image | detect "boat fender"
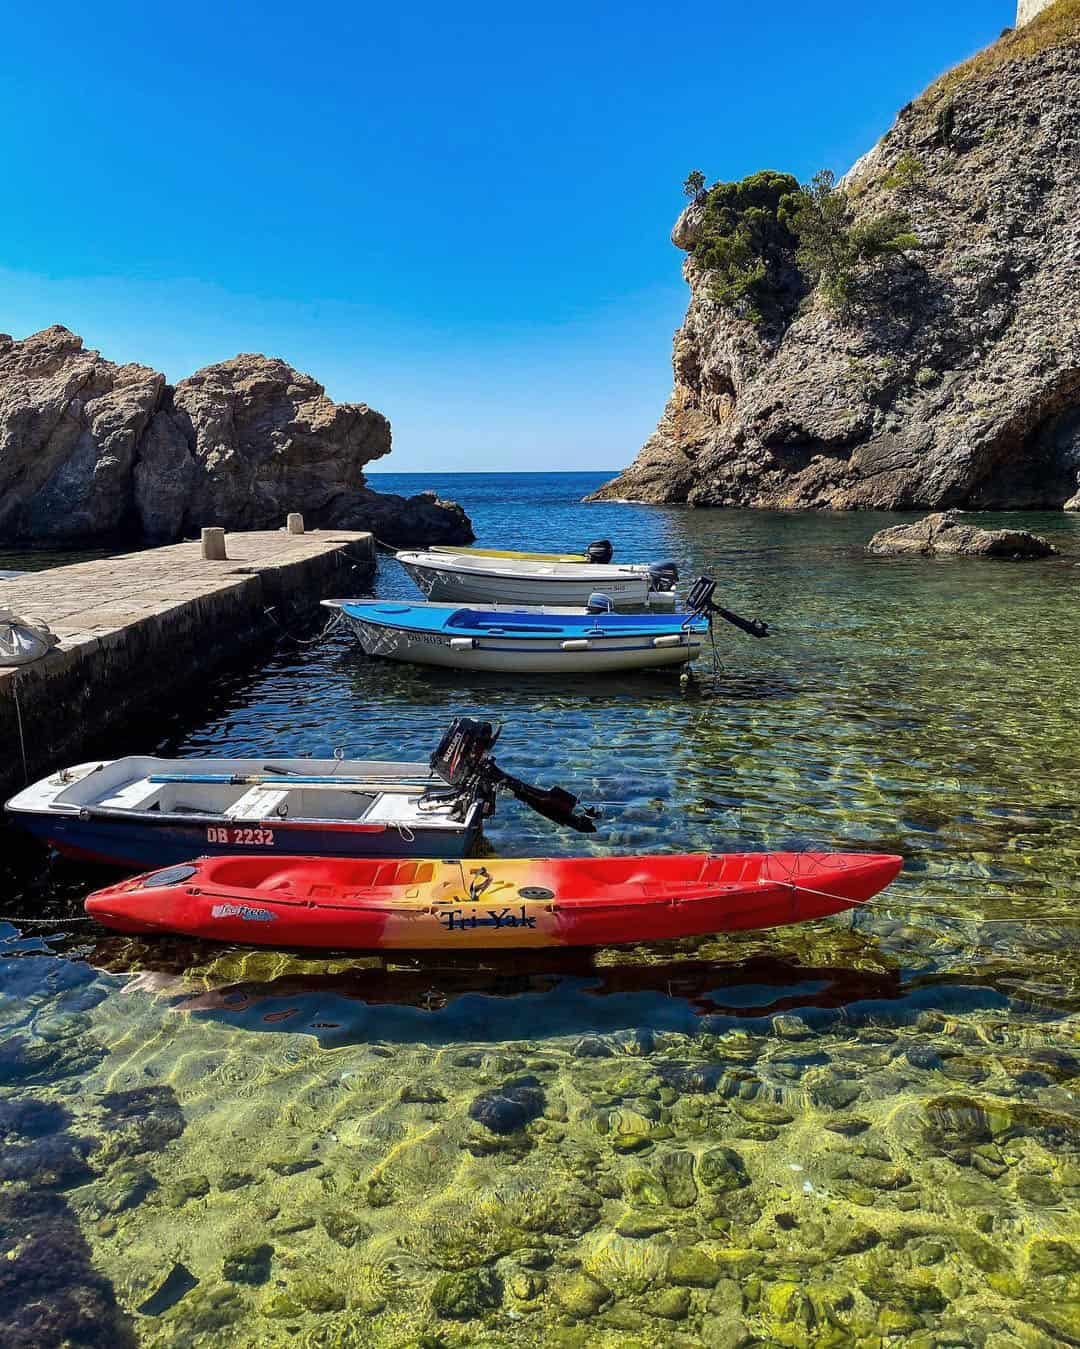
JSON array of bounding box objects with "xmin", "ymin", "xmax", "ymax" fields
[
  {"xmin": 449, "ymin": 637, "xmax": 477, "ymax": 651},
  {"xmin": 586, "ymin": 539, "xmax": 614, "ymax": 564},
  {"xmin": 586, "ymin": 592, "xmax": 614, "ymax": 613},
  {"xmin": 561, "ymin": 639, "xmax": 592, "ymax": 651},
  {"xmin": 652, "ymin": 634, "xmax": 683, "ymax": 648}
]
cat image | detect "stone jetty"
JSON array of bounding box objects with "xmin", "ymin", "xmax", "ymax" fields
[{"xmin": 0, "ymin": 529, "xmax": 374, "ymax": 798}]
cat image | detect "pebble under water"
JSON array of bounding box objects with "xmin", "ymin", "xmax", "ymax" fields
[{"xmin": 2, "ymin": 471, "xmax": 1079, "ymax": 1348}]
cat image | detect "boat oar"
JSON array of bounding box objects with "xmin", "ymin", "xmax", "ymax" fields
[{"xmin": 148, "ymin": 774, "xmax": 437, "ymax": 795}]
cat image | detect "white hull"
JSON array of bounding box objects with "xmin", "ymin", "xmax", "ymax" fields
[
  {"xmin": 343, "ymin": 613, "xmax": 702, "ymax": 674},
  {"xmin": 400, "ymin": 559, "xmax": 655, "ymax": 608}
]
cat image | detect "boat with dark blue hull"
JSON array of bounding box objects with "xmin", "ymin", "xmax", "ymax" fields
[
  {"xmin": 6, "ymin": 720, "xmax": 599, "ymax": 871},
  {"xmin": 7, "ymin": 753, "xmax": 482, "ymax": 869}
]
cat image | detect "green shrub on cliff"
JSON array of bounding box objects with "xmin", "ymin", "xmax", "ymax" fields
[
  {"xmin": 683, "ymin": 169, "xmax": 706, "ymax": 202},
  {"xmin": 689, "ymin": 171, "xmax": 801, "ymax": 325},
  {"xmin": 779, "ymin": 171, "xmax": 922, "ymax": 310},
  {"xmin": 687, "ymin": 168, "xmax": 922, "ymax": 321}
]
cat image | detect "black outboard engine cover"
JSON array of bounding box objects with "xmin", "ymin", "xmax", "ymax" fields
[
  {"xmin": 586, "ymin": 539, "xmax": 614, "ymax": 564},
  {"xmin": 586, "ymin": 592, "xmax": 614, "ymax": 613},
  {"xmin": 428, "ymin": 717, "xmax": 600, "ymax": 832},
  {"xmin": 648, "ymin": 560, "xmax": 679, "ymax": 592},
  {"xmin": 430, "ymin": 717, "xmax": 499, "ymax": 787}
]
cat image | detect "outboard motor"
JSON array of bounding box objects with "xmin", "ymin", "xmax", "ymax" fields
[
  {"xmin": 586, "ymin": 539, "xmax": 614, "ymax": 564},
  {"xmin": 648, "ymin": 560, "xmax": 680, "ymax": 593},
  {"xmin": 429, "ymin": 717, "xmax": 600, "ymax": 832},
  {"xmin": 586, "ymin": 592, "xmax": 614, "ymax": 614},
  {"xmin": 686, "ymin": 575, "xmax": 770, "ymax": 638}
]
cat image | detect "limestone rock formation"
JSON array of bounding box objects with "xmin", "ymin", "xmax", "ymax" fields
[
  {"xmin": 590, "ymin": 5, "xmax": 1080, "ymax": 512},
  {"xmin": 0, "ymin": 328, "xmax": 471, "ymax": 547},
  {"xmin": 866, "ymin": 511, "xmax": 1057, "ymax": 557}
]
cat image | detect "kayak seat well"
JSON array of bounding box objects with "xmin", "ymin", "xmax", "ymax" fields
[{"xmin": 204, "ymin": 857, "xmax": 442, "ymax": 893}]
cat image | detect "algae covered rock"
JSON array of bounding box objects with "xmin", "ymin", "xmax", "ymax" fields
[
  {"xmin": 1025, "ymin": 1235, "xmax": 1080, "ymax": 1278},
  {"xmin": 97, "ymin": 1084, "xmax": 184, "ymax": 1160},
  {"xmin": 655, "ymin": 1149, "xmax": 699, "ymax": 1207},
  {"xmin": 698, "ymin": 1146, "xmax": 750, "ymax": 1193},
  {"xmin": 290, "ymin": 1271, "xmax": 347, "ymax": 1312},
  {"xmin": 431, "ymin": 1266, "xmax": 502, "ymax": 1319},
  {"xmin": 648, "ymin": 1286, "xmax": 691, "ymax": 1319},
  {"xmin": 163, "ymin": 1174, "xmax": 211, "ymax": 1207},
  {"xmin": 468, "ymin": 1076, "xmax": 545, "ymax": 1134},
  {"xmin": 222, "ymin": 1242, "xmax": 273, "ymax": 1286},
  {"xmin": 667, "ymin": 1246, "xmax": 720, "ymax": 1287},
  {"xmin": 0, "ymin": 1188, "xmax": 136, "ymax": 1347},
  {"xmin": 321, "ymin": 1209, "xmax": 373, "ymax": 1248},
  {"xmin": 95, "ymin": 1164, "xmax": 156, "ymax": 1215},
  {"xmin": 552, "ymin": 1271, "xmax": 612, "ymax": 1318}
]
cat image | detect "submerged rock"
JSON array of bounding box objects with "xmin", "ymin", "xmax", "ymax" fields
[
  {"xmin": 0, "ymin": 1132, "xmax": 95, "ymax": 1188},
  {"xmin": 552, "ymin": 1271, "xmax": 612, "ymax": 1318},
  {"xmin": 321, "ymin": 1210, "xmax": 373, "ymax": 1248},
  {"xmin": 222, "ymin": 1243, "xmax": 274, "ymax": 1286},
  {"xmin": 666, "ymin": 1247, "xmax": 720, "ymax": 1288},
  {"xmin": 867, "ymin": 511, "xmax": 1057, "ymax": 558},
  {"xmin": 468, "ymin": 1077, "xmax": 545, "ymax": 1135},
  {"xmin": 0, "ymin": 1189, "xmax": 136, "ymax": 1347},
  {"xmin": 431, "ymin": 1267, "xmax": 502, "ymax": 1320},
  {"xmin": 97, "ymin": 1085, "xmax": 184, "ymax": 1159},
  {"xmin": 0, "ymin": 1096, "xmax": 70, "ymax": 1138},
  {"xmin": 697, "ymin": 1146, "xmax": 750, "ymax": 1193},
  {"xmin": 163, "ymin": 1174, "xmax": 211, "ymax": 1206}
]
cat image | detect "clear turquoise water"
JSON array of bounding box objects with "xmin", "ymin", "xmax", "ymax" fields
[{"xmin": 2, "ymin": 474, "xmax": 1079, "ymax": 1346}]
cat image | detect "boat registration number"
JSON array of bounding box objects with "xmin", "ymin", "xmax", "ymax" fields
[{"xmin": 206, "ymin": 827, "xmax": 275, "ymax": 846}]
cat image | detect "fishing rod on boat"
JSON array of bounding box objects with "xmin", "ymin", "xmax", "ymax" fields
[
  {"xmin": 427, "ymin": 717, "xmax": 601, "ymax": 834},
  {"xmin": 684, "ymin": 576, "xmax": 770, "ymax": 639}
]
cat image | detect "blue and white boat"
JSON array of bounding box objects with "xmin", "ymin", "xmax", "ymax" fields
[
  {"xmin": 325, "ymin": 599, "xmax": 710, "ymax": 674},
  {"xmin": 6, "ymin": 721, "xmax": 602, "ymax": 869},
  {"xmin": 7, "ymin": 752, "xmax": 482, "ymax": 869}
]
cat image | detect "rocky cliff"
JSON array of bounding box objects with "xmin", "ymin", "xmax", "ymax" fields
[
  {"xmin": 590, "ymin": 2, "xmax": 1080, "ymax": 511},
  {"xmin": 0, "ymin": 327, "xmax": 472, "ymax": 546}
]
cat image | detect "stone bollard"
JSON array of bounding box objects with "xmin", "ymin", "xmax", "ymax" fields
[
  {"xmin": 201, "ymin": 527, "xmax": 227, "ymax": 560},
  {"xmin": 286, "ymin": 513, "xmax": 305, "ymax": 535}
]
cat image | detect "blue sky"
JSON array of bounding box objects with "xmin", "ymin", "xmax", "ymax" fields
[{"xmin": 1, "ymin": 1, "xmax": 1013, "ymax": 471}]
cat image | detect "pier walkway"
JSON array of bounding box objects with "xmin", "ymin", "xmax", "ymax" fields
[{"xmin": 0, "ymin": 529, "xmax": 374, "ymax": 797}]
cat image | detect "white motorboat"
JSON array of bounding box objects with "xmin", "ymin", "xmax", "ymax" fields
[
  {"xmin": 395, "ymin": 549, "xmax": 678, "ymax": 608},
  {"xmin": 7, "ymin": 722, "xmax": 602, "ymax": 868},
  {"xmin": 7, "ymin": 753, "xmax": 481, "ymax": 868},
  {"xmin": 325, "ymin": 599, "xmax": 709, "ymax": 674}
]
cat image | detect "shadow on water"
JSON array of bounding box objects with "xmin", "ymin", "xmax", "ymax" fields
[{"xmin": 59, "ymin": 934, "xmax": 1030, "ymax": 1047}]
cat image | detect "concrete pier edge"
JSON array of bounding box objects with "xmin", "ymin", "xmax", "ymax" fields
[{"xmin": 0, "ymin": 529, "xmax": 375, "ymax": 798}]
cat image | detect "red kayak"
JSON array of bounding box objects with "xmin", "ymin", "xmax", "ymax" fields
[{"xmin": 84, "ymin": 851, "xmax": 902, "ymax": 951}]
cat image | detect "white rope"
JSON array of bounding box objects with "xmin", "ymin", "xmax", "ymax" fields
[
  {"xmin": 12, "ymin": 675, "xmax": 28, "ymax": 784},
  {"xmin": 2, "ymin": 915, "xmax": 95, "ymax": 926},
  {"xmin": 261, "ymin": 606, "xmax": 347, "ymax": 646}
]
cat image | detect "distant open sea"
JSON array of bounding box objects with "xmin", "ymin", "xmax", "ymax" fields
[{"xmin": 367, "ymin": 469, "xmax": 643, "ymax": 554}]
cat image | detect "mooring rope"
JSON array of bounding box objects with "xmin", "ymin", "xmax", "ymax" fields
[
  {"xmin": 1, "ymin": 915, "xmax": 95, "ymax": 926},
  {"xmin": 12, "ymin": 675, "xmax": 28, "ymax": 785},
  {"xmin": 262, "ymin": 605, "xmax": 347, "ymax": 646}
]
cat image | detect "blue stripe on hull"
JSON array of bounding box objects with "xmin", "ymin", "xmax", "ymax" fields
[{"xmin": 16, "ymin": 814, "xmax": 475, "ymax": 869}]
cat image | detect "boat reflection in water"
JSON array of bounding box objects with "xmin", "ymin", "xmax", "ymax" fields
[{"xmin": 87, "ymin": 939, "xmax": 905, "ymax": 1046}]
